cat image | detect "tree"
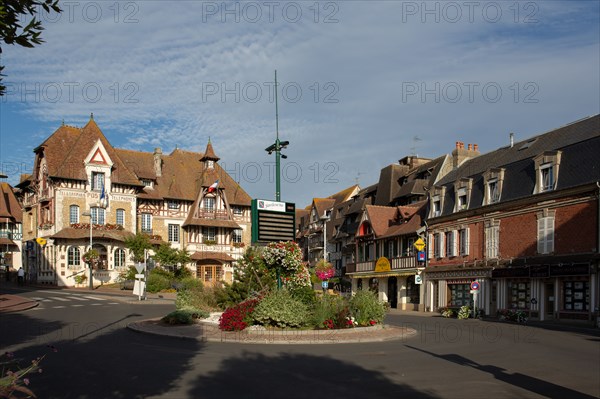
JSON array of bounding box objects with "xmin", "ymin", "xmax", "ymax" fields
[
  {"xmin": 124, "ymin": 233, "xmax": 152, "ymax": 263},
  {"xmin": 0, "ymin": 0, "xmax": 61, "ymax": 95},
  {"xmin": 153, "ymin": 243, "xmax": 191, "ymax": 270}
]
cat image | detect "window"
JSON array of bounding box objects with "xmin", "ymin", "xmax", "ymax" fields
[
  {"xmin": 433, "ymin": 199, "xmax": 441, "ymax": 217},
  {"xmin": 454, "ymin": 178, "xmax": 472, "ymax": 212},
  {"xmin": 68, "ymin": 247, "xmax": 81, "ymax": 268},
  {"xmin": 540, "ymin": 164, "xmax": 554, "ymax": 192},
  {"xmin": 168, "ymin": 200, "xmax": 180, "ymax": 209},
  {"xmin": 168, "ymin": 224, "xmax": 180, "ymax": 243},
  {"xmin": 141, "ymin": 213, "xmax": 152, "ymax": 233},
  {"xmin": 203, "ymin": 226, "xmax": 215, "ymax": 242},
  {"xmin": 91, "ymin": 172, "xmax": 104, "ymax": 191},
  {"xmin": 459, "ymin": 228, "xmax": 470, "ymax": 256},
  {"xmin": 488, "ymin": 179, "xmax": 500, "ymax": 203},
  {"xmin": 203, "ymin": 197, "xmax": 215, "ymax": 211},
  {"xmin": 91, "ymin": 207, "xmax": 105, "ymax": 225},
  {"xmin": 434, "ymin": 232, "xmax": 445, "ymax": 258},
  {"xmin": 70, "ymin": 205, "xmax": 79, "ymax": 224},
  {"xmin": 563, "ymin": 281, "xmax": 589, "ymax": 311},
  {"xmin": 449, "ymin": 284, "xmax": 471, "ymax": 307},
  {"xmin": 537, "ymin": 215, "xmax": 554, "ymax": 254},
  {"xmin": 207, "ymin": 160, "xmax": 214, "ymax": 169},
  {"xmin": 430, "ymin": 186, "xmax": 446, "ymax": 218},
  {"xmin": 534, "ymin": 151, "xmax": 561, "ymax": 194},
  {"xmin": 485, "ymin": 222, "xmax": 500, "ymax": 259},
  {"xmin": 232, "ymin": 229, "xmax": 242, "ymax": 243},
  {"xmin": 116, "ymin": 209, "xmax": 125, "ymax": 227},
  {"xmin": 233, "ymin": 206, "xmax": 243, "ymax": 215},
  {"xmin": 114, "ymin": 248, "xmax": 126, "ymax": 269},
  {"xmin": 446, "ymin": 231, "xmax": 457, "ymax": 257},
  {"xmin": 198, "ymin": 265, "xmax": 222, "ymax": 283},
  {"xmin": 457, "ymin": 193, "xmax": 468, "ymax": 210},
  {"xmin": 508, "ymin": 281, "xmax": 530, "ymax": 310},
  {"xmin": 141, "ymin": 179, "xmax": 153, "ymax": 187}
]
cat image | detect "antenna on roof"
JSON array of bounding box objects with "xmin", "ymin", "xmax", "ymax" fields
[
  {"xmin": 90, "ymin": 112, "xmax": 94, "ymax": 120},
  {"xmin": 354, "ymin": 170, "xmax": 363, "ymax": 185},
  {"xmin": 410, "ymin": 135, "xmax": 422, "ymax": 156}
]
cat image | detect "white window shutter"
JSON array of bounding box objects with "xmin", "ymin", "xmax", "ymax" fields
[
  {"xmin": 464, "ymin": 228, "xmax": 470, "ymax": 256},
  {"xmin": 547, "ymin": 217, "xmax": 555, "ymax": 253},
  {"xmin": 439, "ymin": 233, "xmax": 446, "ymax": 258},
  {"xmin": 452, "ymin": 230, "xmax": 458, "ymax": 257},
  {"xmin": 428, "ymin": 233, "xmax": 434, "ymax": 259},
  {"xmin": 537, "ymin": 218, "xmax": 545, "ymax": 254}
]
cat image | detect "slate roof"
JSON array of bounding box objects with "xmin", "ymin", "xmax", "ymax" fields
[
  {"xmin": 0, "ymin": 183, "xmax": 22, "ymax": 223},
  {"xmin": 436, "ymin": 114, "xmax": 600, "ymax": 216}
]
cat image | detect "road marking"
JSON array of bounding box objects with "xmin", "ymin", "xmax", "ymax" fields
[
  {"xmin": 82, "ymin": 296, "xmax": 107, "ymax": 301},
  {"xmin": 49, "ymin": 297, "xmax": 70, "ymax": 302},
  {"xmin": 66, "ymin": 296, "xmax": 89, "ymax": 301},
  {"xmin": 90, "ymin": 303, "xmax": 102, "ymax": 306},
  {"xmin": 52, "ymin": 306, "xmax": 66, "ymax": 309},
  {"xmin": 108, "ymin": 303, "xmax": 120, "ymax": 305},
  {"xmin": 72, "ymin": 304, "xmax": 85, "ymax": 307},
  {"xmin": 31, "ymin": 297, "xmax": 46, "ymax": 301}
]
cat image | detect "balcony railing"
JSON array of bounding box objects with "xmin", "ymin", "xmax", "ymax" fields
[
  {"xmin": 0, "ymin": 231, "xmax": 22, "ymax": 240},
  {"xmin": 196, "ymin": 210, "xmax": 230, "ymax": 220},
  {"xmin": 351, "ymin": 255, "xmax": 416, "ymax": 273}
]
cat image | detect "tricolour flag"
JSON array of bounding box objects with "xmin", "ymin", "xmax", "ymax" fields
[{"xmin": 207, "ymin": 179, "xmax": 219, "ymax": 193}]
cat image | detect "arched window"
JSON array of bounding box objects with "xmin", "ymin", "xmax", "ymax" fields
[
  {"xmin": 114, "ymin": 248, "xmax": 126, "ymax": 269},
  {"xmin": 68, "ymin": 247, "xmax": 81, "ymax": 268},
  {"xmin": 70, "ymin": 205, "xmax": 79, "ymax": 224}
]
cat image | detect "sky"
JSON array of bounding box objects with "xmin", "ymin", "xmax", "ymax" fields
[{"xmin": 0, "ymin": 0, "xmax": 599, "ymax": 208}]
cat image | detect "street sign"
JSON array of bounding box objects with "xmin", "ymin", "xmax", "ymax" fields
[
  {"xmin": 470, "ymin": 281, "xmax": 480, "ymax": 291},
  {"xmin": 135, "ymin": 274, "xmax": 145, "ymax": 279},
  {"xmin": 414, "ymin": 238, "xmax": 426, "ymax": 251},
  {"xmin": 251, "ymin": 199, "xmax": 296, "ymax": 243},
  {"xmin": 321, "ymin": 281, "xmax": 328, "ymax": 289},
  {"xmin": 375, "ymin": 257, "xmax": 391, "ymax": 272},
  {"xmin": 415, "ymin": 275, "xmax": 422, "ymax": 285},
  {"xmin": 133, "ymin": 280, "xmax": 146, "ymax": 296},
  {"xmin": 417, "ymin": 251, "xmax": 426, "ymax": 262},
  {"xmin": 36, "ymin": 237, "xmax": 47, "ymax": 246},
  {"xmin": 135, "ymin": 263, "xmax": 145, "ymax": 274}
]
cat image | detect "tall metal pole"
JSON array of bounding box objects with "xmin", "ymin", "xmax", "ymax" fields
[
  {"xmin": 275, "ymin": 70, "xmax": 281, "ymax": 202},
  {"xmin": 89, "ymin": 211, "xmax": 93, "ymax": 290}
]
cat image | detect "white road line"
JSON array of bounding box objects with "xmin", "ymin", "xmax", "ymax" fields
[
  {"xmin": 90, "ymin": 303, "xmax": 102, "ymax": 306},
  {"xmin": 71, "ymin": 304, "xmax": 85, "ymax": 307},
  {"xmin": 108, "ymin": 302, "xmax": 119, "ymax": 305},
  {"xmin": 49, "ymin": 297, "xmax": 70, "ymax": 302},
  {"xmin": 66, "ymin": 296, "xmax": 89, "ymax": 301},
  {"xmin": 52, "ymin": 306, "xmax": 66, "ymax": 309},
  {"xmin": 31, "ymin": 297, "xmax": 45, "ymax": 301},
  {"xmin": 82, "ymin": 296, "xmax": 107, "ymax": 301}
]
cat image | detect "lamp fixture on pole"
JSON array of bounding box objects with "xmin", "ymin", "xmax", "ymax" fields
[
  {"xmin": 265, "ymin": 70, "xmax": 289, "ymax": 202},
  {"xmin": 81, "ymin": 210, "xmax": 94, "ymax": 290}
]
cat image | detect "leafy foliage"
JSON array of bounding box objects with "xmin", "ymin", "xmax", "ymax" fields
[
  {"xmin": 0, "ymin": 0, "xmax": 62, "ymax": 95},
  {"xmin": 162, "ymin": 307, "xmax": 209, "ymax": 325},
  {"xmin": 153, "ymin": 243, "xmax": 191, "ymax": 269},
  {"xmin": 175, "ymin": 281, "xmax": 220, "ymax": 313},
  {"xmin": 349, "ymin": 290, "xmax": 387, "ymax": 326},
  {"xmin": 219, "ymin": 298, "xmax": 260, "ymax": 331},
  {"xmin": 312, "ymin": 293, "xmax": 348, "ymax": 329},
  {"xmin": 252, "ymin": 289, "xmax": 310, "ymax": 328},
  {"xmin": 458, "ymin": 305, "xmax": 471, "ymax": 319},
  {"xmin": 146, "ymin": 268, "xmax": 173, "ymax": 293},
  {"xmin": 124, "ymin": 233, "xmax": 152, "ymax": 262}
]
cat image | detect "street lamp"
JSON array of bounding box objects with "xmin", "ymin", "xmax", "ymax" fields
[
  {"xmin": 320, "ymin": 212, "xmax": 330, "ymax": 291},
  {"xmin": 81, "ymin": 211, "xmax": 93, "ymax": 290},
  {"xmin": 265, "ymin": 70, "xmax": 289, "ymax": 202}
]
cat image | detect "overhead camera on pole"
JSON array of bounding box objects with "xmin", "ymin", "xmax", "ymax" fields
[{"xmin": 265, "ymin": 70, "xmax": 290, "ymax": 202}]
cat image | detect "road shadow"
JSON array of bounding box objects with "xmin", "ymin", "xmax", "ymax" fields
[
  {"xmin": 0, "ymin": 311, "xmax": 67, "ymax": 348},
  {"xmin": 187, "ymin": 351, "xmax": 440, "ymax": 399},
  {"xmin": 405, "ymin": 345, "xmax": 598, "ymax": 399},
  {"xmin": 8, "ymin": 327, "xmax": 203, "ymax": 399}
]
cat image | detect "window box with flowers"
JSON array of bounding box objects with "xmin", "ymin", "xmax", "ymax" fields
[
  {"xmin": 203, "ymin": 240, "xmax": 217, "ymax": 246},
  {"xmin": 39, "ymin": 223, "xmax": 54, "ymax": 230},
  {"xmin": 231, "ymin": 242, "xmax": 246, "ymax": 248}
]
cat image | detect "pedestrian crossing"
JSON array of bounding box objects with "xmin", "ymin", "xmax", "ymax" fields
[{"xmin": 29, "ymin": 291, "xmax": 122, "ymax": 309}]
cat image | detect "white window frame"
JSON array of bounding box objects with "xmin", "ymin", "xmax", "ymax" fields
[
  {"xmin": 203, "ymin": 226, "xmax": 216, "ymax": 242},
  {"xmin": 232, "ymin": 229, "xmax": 243, "ymax": 243},
  {"xmin": 116, "ymin": 209, "xmax": 125, "ymax": 226},
  {"xmin": 485, "ymin": 222, "xmax": 500, "ymax": 259},
  {"xmin": 91, "ymin": 172, "xmax": 104, "ymax": 191},
  {"xmin": 433, "ymin": 198, "xmax": 441, "ymax": 217},
  {"xmin": 488, "ymin": 179, "xmax": 500, "ymax": 204},
  {"xmin": 203, "ymin": 197, "xmax": 215, "ymax": 212},
  {"xmin": 70, "ymin": 205, "xmax": 79, "ymax": 224},
  {"xmin": 447, "ymin": 230, "xmax": 458, "ymax": 257},
  {"xmin": 68, "ymin": 247, "xmax": 81, "ymax": 268},
  {"xmin": 114, "ymin": 248, "xmax": 126, "ymax": 269},
  {"xmin": 537, "ymin": 215, "xmax": 555, "ymax": 254},
  {"xmin": 141, "ymin": 213, "xmax": 152, "ymax": 233},
  {"xmin": 168, "ymin": 224, "xmax": 180, "ymax": 243},
  {"xmin": 168, "ymin": 200, "xmax": 180, "ymax": 209},
  {"xmin": 540, "ymin": 164, "xmax": 554, "ymax": 192},
  {"xmin": 459, "ymin": 228, "xmax": 470, "ymax": 256},
  {"xmin": 91, "ymin": 207, "xmax": 105, "ymax": 225}
]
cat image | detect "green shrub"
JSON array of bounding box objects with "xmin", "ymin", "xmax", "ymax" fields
[
  {"xmin": 161, "ymin": 307, "xmax": 209, "ymax": 325},
  {"xmin": 349, "ymin": 290, "xmax": 387, "ymax": 326},
  {"xmin": 290, "ymin": 285, "xmax": 317, "ymax": 307},
  {"xmin": 178, "ymin": 277, "xmax": 203, "ymax": 291},
  {"xmin": 458, "ymin": 305, "xmax": 471, "ymax": 319},
  {"xmin": 252, "ymin": 289, "xmax": 310, "ymax": 328},
  {"xmin": 146, "ymin": 273, "xmax": 172, "ymax": 293},
  {"xmin": 311, "ymin": 293, "xmax": 346, "ymax": 328},
  {"xmin": 176, "ymin": 284, "xmax": 220, "ymax": 312}
]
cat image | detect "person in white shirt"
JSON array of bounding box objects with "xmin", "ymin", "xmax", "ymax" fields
[{"xmin": 17, "ymin": 267, "xmax": 24, "ymax": 286}]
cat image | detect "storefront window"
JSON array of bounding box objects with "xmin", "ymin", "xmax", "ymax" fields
[
  {"xmin": 406, "ymin": 276, "xmax": 420, "ymax": 304},
  {"xmin": 508, "ymin": 281, "xmax": 530, "ymax": 310},
  {"xmin": 563, "ymin": 281, "xmax": 589, "ymax": 311},
  {"xmin": 449, "ymin": 283, "xmax": 471, "ymax": 307}
]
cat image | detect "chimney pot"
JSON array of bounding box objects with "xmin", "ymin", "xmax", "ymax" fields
[
  {"xmin": 509, "ymin": 132, "xmax": 514, "ymax": 147},
  {"xmin": 473, "ymin": 144, "xmax": 478, "ymax": 152},
  {"xmin": 456, "ymin": 141, "xmax": 460, "ymax": 149},
  {"xmin": 468, "ymin": 144, "xmax": 472, "ymax": 151}
]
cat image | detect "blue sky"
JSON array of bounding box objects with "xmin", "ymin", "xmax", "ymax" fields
[{"xmin": 0, "ymin": 0, "xmax": 598, "ymax": 207}]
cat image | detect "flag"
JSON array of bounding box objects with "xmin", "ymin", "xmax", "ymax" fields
[
  {"xmin": 99, "ymin": 181, "xmax": 108, "ymax": 207},
  {"xmin": 207, "ymin": 179, "xmax": 219, "ymax": 193}
]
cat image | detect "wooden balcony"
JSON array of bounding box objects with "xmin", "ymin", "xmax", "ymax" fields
[
  {"xmin": 197, "ymin": 210, "xmax": 230, "ymax": 220},
  {"xmin": 352, "ymin": 255, "xmax": 416, "ymax": 273}
]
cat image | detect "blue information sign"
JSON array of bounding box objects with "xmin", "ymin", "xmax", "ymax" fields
[{"xmin": 417, "ymin": 251, "xmax": 426, "ymax": 262}]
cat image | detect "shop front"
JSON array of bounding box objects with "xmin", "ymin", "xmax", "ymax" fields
[{"xmin": 424, "ymin": 267, "xmax": 493, "ymax": 314}]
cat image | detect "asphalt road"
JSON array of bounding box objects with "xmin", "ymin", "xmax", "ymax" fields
[{"xmin": 1, "ymin": 288, "xmax": 599, "ymax": 399}]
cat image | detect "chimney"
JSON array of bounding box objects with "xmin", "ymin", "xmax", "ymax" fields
[
  {"xmin": 452, "ymin": 141, "xmax": 480, "ymax": 168},
  {"xmin": 510, "ymin": 132, "xmax": 514, "ymax": 148},
  {"xmin": 153, "ymin": 147, "xmax": 162, "ymax": 177}
]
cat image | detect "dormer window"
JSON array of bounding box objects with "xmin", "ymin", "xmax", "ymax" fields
[
  {"xmin": 91, "ymin": 172, "xmax": 105, "ymax": 191},
  {"xmin": 168, "ymin": 200, "xmax": 180, "ymax": 209},
  {"xmin": 483, "ymin": 168, "xmax": 505, "ymax": 205},
  {"xmin": 203, "ymin": 197, "xmax": 215, "ymax": 211},
  {"xmin": 141, "ymin": 179, "xmax": 153, "ymax": 188},
  {"xmin": 207, "ymin": 160, "xmax": 214, "ymax": 169},
  {"xmin": 430, "ymin": 186, "xmax": 446, "ymax": 218},
  {"xmin": 432, "ymin": 197, "xmax": 441, "ymax": 217},
  {"xmin": 457, "ymin": 191, "xmax": 468, "ymax": 210},
  {"xmin": 533, "ymin": 151, "xmax": 561, "ymax": 194}
]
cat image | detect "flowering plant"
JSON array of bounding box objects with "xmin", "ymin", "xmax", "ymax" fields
[
  {"xmin": 262, "ymin": 241, "xmax": 303, "ymax": 273},
  {"xmin": 314, "ymin": 259, "xmax": 335, "ymax": 281},
  {"xmin": 345, "ymin": 316, "xmax": 358, "ymax": 328},
  {"xmin": 322, "ymin": 319, "xmax": 335, "ymax": 329},
  {"xmin": 1, "ymin": 352, "xmax": 45, "ymax": 398},
  {"xmin": 369, "ymin": 320, "xmax": 378, "ymax": 326},
  {"xmin": 281, "ymin": 263, "xmax": 311, "ymax": 290},
  {"xmin": 219, "ymin": 298, "xmax": 260, "ymax": 331}
]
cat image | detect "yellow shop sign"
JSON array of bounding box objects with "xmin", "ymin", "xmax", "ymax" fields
[{"xmin": 375, "ymin": 257, "xmax": 391, "ymax": 272}]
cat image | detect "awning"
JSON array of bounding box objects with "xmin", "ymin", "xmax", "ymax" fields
[
  {"xmin": 347, "ymin": 270, "xmax": 417, "ymax": 279},
  {"xmin": 191, "ymin": 251, "xmax": 235, "ymax": 264},
  {"xmin": 51, "ymin": 228, "xmax": 133, "ymax": 242},
  {"xmin": 0, "ymin": 238, "xmax": 17, "ymax": 247}
]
